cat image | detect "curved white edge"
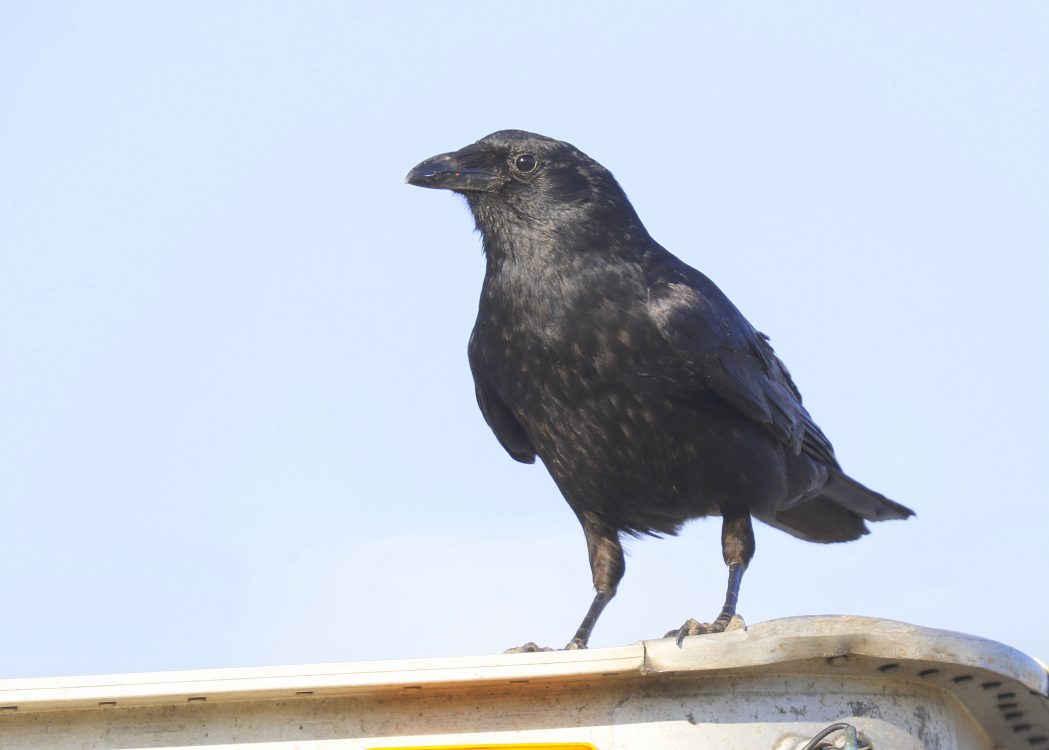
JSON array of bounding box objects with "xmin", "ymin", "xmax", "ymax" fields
[
  {"xmin": 644, "ymin": 615, "xmax": 1049, "ymax": 695},
  {"xmin": 0, "ymin": 616, "xmax": 1044, "ymax": 713}
]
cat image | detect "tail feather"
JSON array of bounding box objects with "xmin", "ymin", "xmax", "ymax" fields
[
  {"xmin": 770, "ymin": 470, "xmax": 914, "ymax": 544},
  {"xmin": 820, "ymin": 471, "xmax": 914, "ymax": 522}
]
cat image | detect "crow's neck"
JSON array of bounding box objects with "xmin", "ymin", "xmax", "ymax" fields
[
  {"xmin": 474, "ymin": 216, "xmax": 653, "ymax": 329},
  {"xmin": 475, "ymin": 208, "xmax": 648, "ymax": 275}
]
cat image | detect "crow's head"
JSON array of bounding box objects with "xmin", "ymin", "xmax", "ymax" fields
[{"xmin": 406, "ymin": 130, "xmax": 645, "ymax": 248}]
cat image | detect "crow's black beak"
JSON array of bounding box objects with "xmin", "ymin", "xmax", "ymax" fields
[{"xmin": 405, "ymin": 150, "xmax": 508, "ymax": 193}]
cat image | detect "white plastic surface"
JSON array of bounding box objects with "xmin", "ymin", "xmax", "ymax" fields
[{"xmin": 1, "ymin": 616, "xmax": 1046, "ymax": 749}]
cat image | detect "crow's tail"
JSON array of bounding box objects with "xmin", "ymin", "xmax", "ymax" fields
[{"xmin": 769, "ymin": 470, "xmax": 914, "ymax": 543}]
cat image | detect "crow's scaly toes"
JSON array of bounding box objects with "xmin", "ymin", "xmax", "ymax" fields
[
  {"xmin": 503, "ymin": 641, "xmax": 554, "ymax": 654},
  {"xmin": 664, "ymin": 614, "xmax": 746, "ymax": 645}
]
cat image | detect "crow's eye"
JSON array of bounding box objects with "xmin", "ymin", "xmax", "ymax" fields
[{"xmin": 513, "ymin": 153, "xmax": 538, "ymax": 174}]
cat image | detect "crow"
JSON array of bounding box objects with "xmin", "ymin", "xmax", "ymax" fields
[{"xmin": 406, "ymin": 130, "xmax": 913, "ymax": 650}]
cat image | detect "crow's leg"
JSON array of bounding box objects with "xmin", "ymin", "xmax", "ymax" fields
[
  {"xmin": 665, "ymin": 510, "xmax": 754, "ymax": 644},
  {"xmin": 565, "ymin": 517, "xmax": 625, "ymax": 649},
  {"xmin": 504, "ymin": 517, "xmax": 624, "ymax": 654},
  {"xmin": 713, "ymin": 510, "xmax": 755, "ymax": 626}
]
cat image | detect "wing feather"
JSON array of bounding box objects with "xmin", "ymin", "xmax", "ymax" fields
[
  {"xmin": 646, "ymin": 258, "xmax": 836, "ymax": 466},
  {"xmin": 468, "ymin": 332, "xmax": 536, "ymax": 464}
]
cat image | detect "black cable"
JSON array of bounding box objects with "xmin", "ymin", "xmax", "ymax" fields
[{"xmin": 799, "ymin": 722, "xmax": 858, "ymax": 750}]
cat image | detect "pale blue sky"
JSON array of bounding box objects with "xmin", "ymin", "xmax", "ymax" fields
[{"xmin": 1, "ymin": 2, "xmax": 1046, "ymax": 678}]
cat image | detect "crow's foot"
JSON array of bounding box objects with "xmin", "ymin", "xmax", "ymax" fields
[
  {"xmin": 664, "ymin": 614, "xmax": 746, "ymax": 645},
  {"xmin": 503, "ymin": 642, "xmax": 554, "ymax": 654},
  {"xmin": 504, "ymin": 637, "xmax": 588, "ymax": 653}
]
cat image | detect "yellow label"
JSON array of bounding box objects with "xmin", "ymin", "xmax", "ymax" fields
[{"xmin": 369, "ymin": 744, "xmax": 596, "ymax": 750}]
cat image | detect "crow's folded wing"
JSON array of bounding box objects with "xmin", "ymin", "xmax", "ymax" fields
[
  {"xmin": 468, "ymin": 335, "xmax": 536, "ymax": 464},
  {"xmin": 646, "ymin": 269, "xmax": 837, "ymax": 467}
]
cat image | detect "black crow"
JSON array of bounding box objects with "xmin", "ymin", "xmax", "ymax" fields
[{"xmin": 406, "ymin": 130, "xmax": 913, "ymax": 650}]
